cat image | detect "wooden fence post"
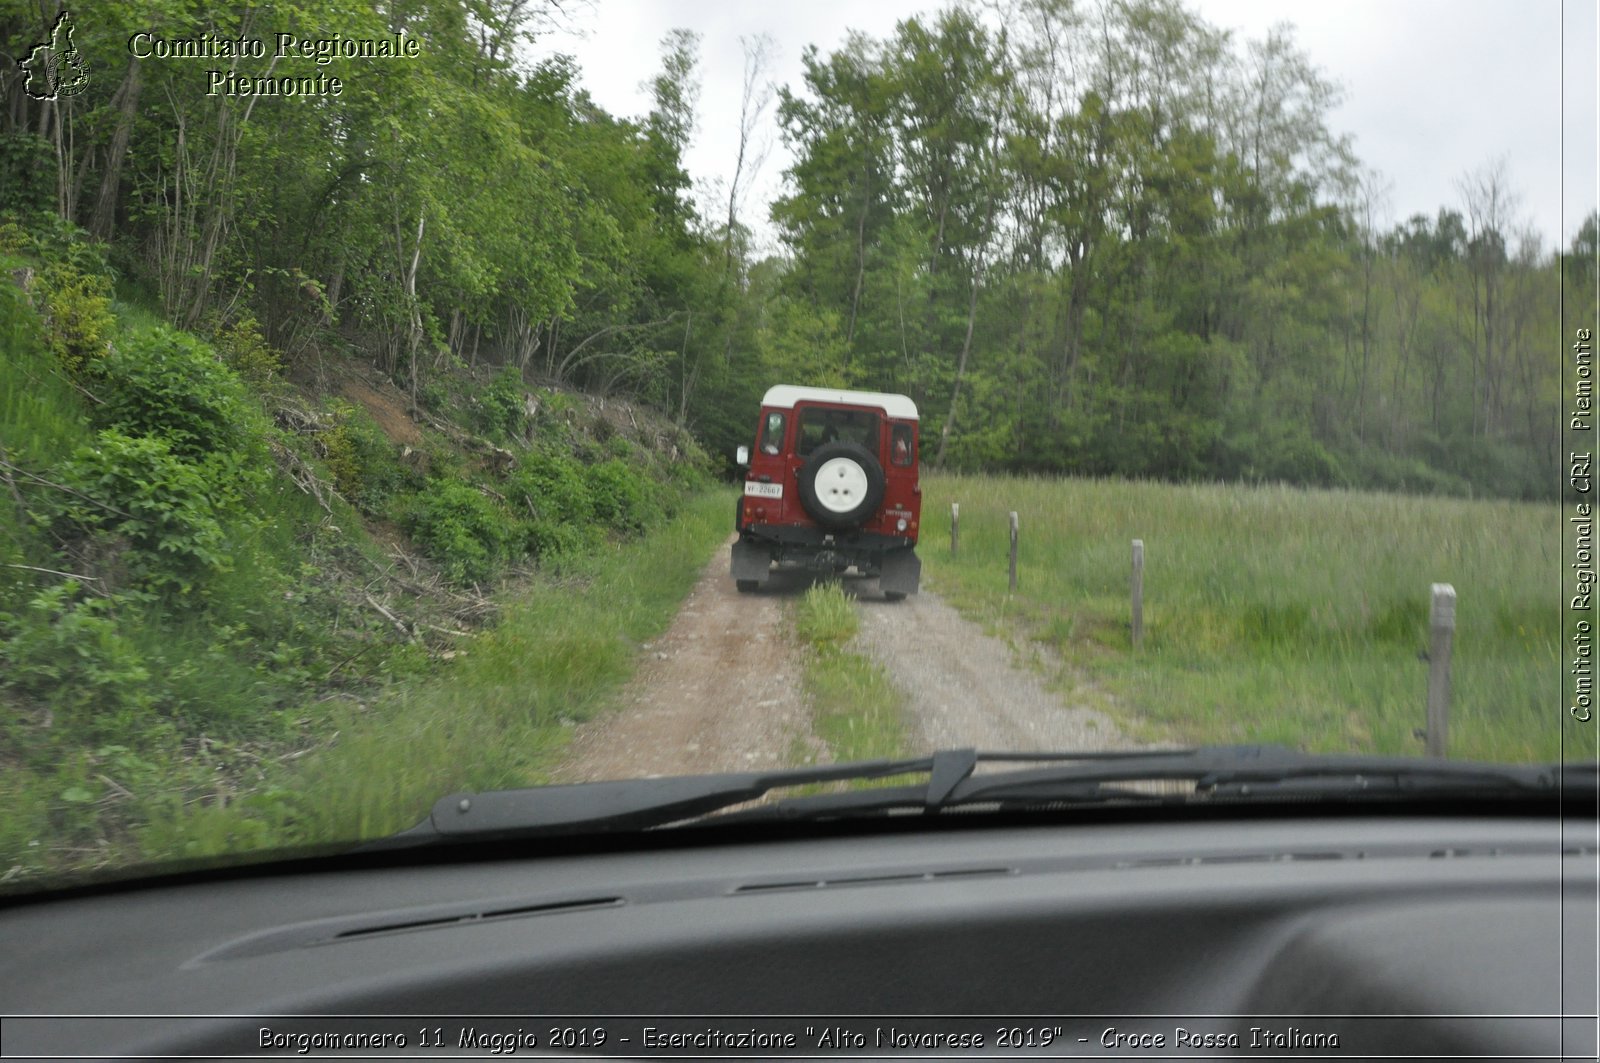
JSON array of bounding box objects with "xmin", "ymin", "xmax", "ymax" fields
[
  {"xmin": 1008, "ymin": 511, "xmax": 1019, "ymax": 592},
  {"xmin": 1426, "ymin": 583, "xmax": 1455, "ymax": 758},
  {"xmin": 951, "ymin": 502, "xmax": 959, "ymax": 557},
  {"xmin": 1131, "ymin": 539, "xmax": 1144, "ymax": 650}
]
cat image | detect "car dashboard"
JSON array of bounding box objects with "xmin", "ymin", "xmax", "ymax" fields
[{"xmin": 2, "ymin": 810, "xmax": 1596, "ymax": 1059}]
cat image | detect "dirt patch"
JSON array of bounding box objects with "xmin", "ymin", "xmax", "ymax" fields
[
  {"xmin": 549, "ymin": 539, "xmax": 828, "ymax": 782},
  {"xmin": 338, "ymin": 378, "xmax": 423, "ymax": 446}
]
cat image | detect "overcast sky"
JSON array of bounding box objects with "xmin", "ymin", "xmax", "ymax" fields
[{"xmin": 533, "ymin": 0, "xmax": 1597, "ymax": 257}]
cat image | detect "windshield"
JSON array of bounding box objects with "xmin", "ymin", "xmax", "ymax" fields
[{"xmin": 0, "ymin": 0, "xmax": 1593, "ymax": 894}]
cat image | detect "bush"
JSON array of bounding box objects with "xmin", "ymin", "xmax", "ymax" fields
[
  {"xmin": 0, "ymin": 209, "xmax": 111, "ymax": 278},
  {"xmin": 209, "ymin": 315, "xmax": 282, "ymax": 388},
  {"xmin": 400, "ymin": 480, "xmax": 517, "ymax": 585},
  {"xmin": 316, "ymin": 401, "xmax": 363, "ymax": 499},
  {"xmin": 36, "ymin": 263, "xmax": 114, "ymax": 377},
  {"xmin": 585, "ymin": 458, "xmax": 652, "ymax": 533},
  {"xmin": 525, "ymin": 519, "xmax": 598, "ymax": 565},
  {"xmin": 419, "ymin": 380, "xmax": 450, "ymax": 413},
  {"xmin": 0, "ymin": 583, "xmax": 156, "ymax": 740},
  {"xmin": 477, "ymin": 367, "xmax": 527, "ymax": 440},
  {"xmin": 507, "ymin": 448, "xmax": 592, "ymax": 526},
  {"xmin": 97, "ymin": 327, "xmax": 252, "ymax": 462},
  {"xmin": 601, "ymin": 434, "xmax": 631, "ymax": 461},
  {"xmin": 1346, "ymin": 445, "xmax": 1470, "ymax": 497},
  {"xmin": 1231, "ymin": 426, "xmax": 1349, "ymax": 488},
  {"xmin": 0, "ymin": 138, "xmax": 56, "ymax": 216},
  {"xmin": 345, "ymin": 414, "xmax": 412, "ymax": 509},
  {"xmin": 39, "ymin": 430, "xmax": 231, "ymax": 595}
]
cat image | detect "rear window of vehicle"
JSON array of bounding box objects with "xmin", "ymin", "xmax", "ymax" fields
[{"xmin": 796, "ymin": 408, "xmax": 878, "ymax": 456}]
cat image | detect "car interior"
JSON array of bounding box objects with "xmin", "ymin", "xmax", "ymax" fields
[{"xmin": 3, "ymin": 800, "xmax": 1595, "ymax": 1059}]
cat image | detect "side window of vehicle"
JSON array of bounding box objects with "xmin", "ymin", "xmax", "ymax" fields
[
  {"xmin": 891, "ymin": 424, "xmax": 913, "ymax": 466},
  {"xmin": 759, "ymin": 412, "xmax": 786, "ymax": 456}
]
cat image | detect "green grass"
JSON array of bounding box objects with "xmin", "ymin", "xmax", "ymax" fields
[
  {"xmin": 792, "ymin": 582, "xmax": 910, "ymax": 766},
  {"xmin": 921, "ymin": 472, "xmax": 1581, "ymax": 763},
  {"xmin": 136, "ymin": 489, "xmax": 733, "ymax": 859}
]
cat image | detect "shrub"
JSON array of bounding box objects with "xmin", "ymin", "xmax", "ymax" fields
[
  {"xmin": 97, "ymin": 327, "xmax": 252, "ymax": 461},
  {"xmin": 0, "ymin": 209, "xmax": 110, "ymax": 277},
  {"xmin": 0, "ymin": 138, "xmax": 56, "ymax": 216},
  {"xmin": 39, "ymin": 430, "xmax": 230, "ymax": 595},
  {"xmin": 1237, "ymin": 427, "xmax": 1349, "ymax": 489},
  {"xmin": 0, "ymin": 583, "xmax": 156, "ymax": 739},
  {"xmin": 419, "ymin": 380, "xmax": 450, "ymax": 413},
  {"xmin": 506, "ymin": 448, "xmax": 592, "ymax": 527},
  {"xmin": 344, "ymin": 414, "xmax": 411, "ymax": 510},
  {"xmin": 209, "ymin": 315, "xmax": 282, "ymax": 388},
  {"xmin": 602, "ymin": 434, "xmax": 637, "ymax": 461},
  {"xmin": 315, "ymin": 401, "xmax": 363, "ymax": 499},
  {"xmin": 477, "ymin": 367, "xmax": 526, "ymax": 440},
  {"xmin": 525, "ymin": 519, "xmax": 598, "ymax": 566},
  {"xmin": 585, "ymin": 458, "xmax": 652, "ymax": 533},
  {"xmin": 400, "ymin": 480, "xmax": 517, "ymax": 585},
  {"xmin": 36, "ymin": 263, "xmax": 114, "ymax": 377}
]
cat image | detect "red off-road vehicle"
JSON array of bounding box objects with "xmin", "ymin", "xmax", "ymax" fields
[{"xmin": 732, "ymin": 385, "xmax": 921, "ymax": 600}]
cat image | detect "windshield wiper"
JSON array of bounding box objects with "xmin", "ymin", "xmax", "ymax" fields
[
  {"xmin": 366, "ymin": 754, "xmax": 944, "ymax": 849},
  {"xmin": 368, "ymin": 746, "xmax": 1588, "ymax": 849},
  {"xmin": 719, "ymin": 746, "xmax": 1585, "ymax": 825}
]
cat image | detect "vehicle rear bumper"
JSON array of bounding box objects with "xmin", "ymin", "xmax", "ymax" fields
[{"xmin": 740, "ymin": 523, "xmax": 915, "ymax": 553}]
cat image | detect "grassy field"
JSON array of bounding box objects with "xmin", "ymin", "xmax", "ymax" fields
[{"xmin": 920, "ymin": 473, "xmax": 1578, "ymax": 764}]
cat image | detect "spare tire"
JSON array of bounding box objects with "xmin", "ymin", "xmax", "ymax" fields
[{"xmin": 797, "ymin": 440, "xmax": 886, "ymax": 530}]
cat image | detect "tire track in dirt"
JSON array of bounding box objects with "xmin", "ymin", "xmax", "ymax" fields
[
  {"xmin": 549, "ymin": 537, "xmax": 829, "ymax": 782},
  {"xmin": 847, "ymin": 580, "xmax": 1131, "ymax": 756}
]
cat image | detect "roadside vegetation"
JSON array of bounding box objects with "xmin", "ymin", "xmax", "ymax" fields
[
  {"xmin": 143, "ymin": 491, "xmax": 731, "ymax": 859},
  {"xmin": 0, "ymin": 220, "xmax": 714, "ymax": 883},
  {"xmin": 921, "ymin": 473, "xmax": 1568, "ymax": 764},
  {"xmin": 791, "ymin": 582, "xmax": 909, "ymax": 766}
]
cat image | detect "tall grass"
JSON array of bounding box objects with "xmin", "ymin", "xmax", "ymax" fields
[{"xmin": 922, "ymin": 473, "xmax": 1574, "ymax": 763}]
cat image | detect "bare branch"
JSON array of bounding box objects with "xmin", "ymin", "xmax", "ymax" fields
[{"xmin": 2, "ymin": 563, "xmax": 100, "ymax": 581}]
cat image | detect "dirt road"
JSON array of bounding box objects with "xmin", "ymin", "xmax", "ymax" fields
[{"xmin": 553, "ymin": 536, "xmax": 1136, "ymax": 784}]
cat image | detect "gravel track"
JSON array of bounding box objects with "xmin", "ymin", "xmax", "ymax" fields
[
  {"xmin": 552, "ymin": 542, "xmax": 1129, "ymax": 784},
  {"xmin": 848, "ymin": 580, "xmax": 1129, "ymax": 756}
]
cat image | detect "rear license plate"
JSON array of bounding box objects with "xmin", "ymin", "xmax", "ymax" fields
[{"xmin": 744, "ymin": 482, "xmax": 783, "ymax": 498}]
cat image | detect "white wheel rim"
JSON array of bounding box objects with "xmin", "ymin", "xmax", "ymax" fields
[{"xmin": 813, "ymin": 457, "xmax": 869, "ymax": 514}]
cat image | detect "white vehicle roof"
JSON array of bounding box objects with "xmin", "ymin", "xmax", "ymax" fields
[{"xmin": 761, "ymin": 385, "xmax": 918, "ymax": 421}]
